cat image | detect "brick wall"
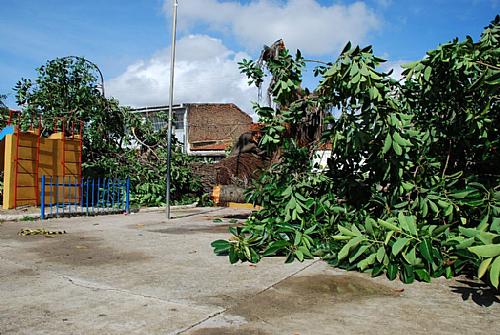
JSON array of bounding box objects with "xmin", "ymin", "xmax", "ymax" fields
[{"xmin": 187, "ymin": 103, "xmax": 253, "ymax": 146}]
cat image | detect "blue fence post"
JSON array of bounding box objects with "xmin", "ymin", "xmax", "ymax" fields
[
  {"xmin": 92, "ymin": 178, "xmax": 95, "ymax": 215},
  {"xmin": 40, "ymin": 176, "xmax": 46, "ymax": 220},
  {"xmin": 75, "ymin": 176, "xmax": 79, "ymax": 214},
  {"xmin": 62, "ymin": 176, "xmax": 65, "ymax": 216},
  {"xmin": 86, "ymin": 177, "xmax": 90, "ymax": 216},
  {"xmin": 55, "ymin": 176, "xmax": 59, "ymax": 217},
  {"xmin": 50, "ymin": 176, "xmax": 53, "ymax": 217},
  {"xmin": 81, "ymin": 177, "xmax": 84, "ymax": 215},
  {"xmin": 111, "ymin": 178, "xmax": 115, "ymax": 210},
  {"xmin": 97, "ymin": 177, "xmax": 101, "ymax": 213},
  {"xmin": 126, "ymin": 177, "xmax": 130, "ymax": 214}
]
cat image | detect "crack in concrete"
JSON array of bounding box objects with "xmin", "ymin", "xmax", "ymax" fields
[
  {"xmin": 1, "ymin": 254, "xmax": 201, "ymax": 312},
  {"xmin": 172, "ymin": 258, "xmax": 321, "ymax": 335},
  {"xmin": 62, "ymin": 275, "xmax": 192, "ymax": 307}
]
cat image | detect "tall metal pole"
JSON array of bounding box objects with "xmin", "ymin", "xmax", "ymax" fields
[{"xmin": 166, "ymin": 0, "xmax": 178, "ymax": 219}]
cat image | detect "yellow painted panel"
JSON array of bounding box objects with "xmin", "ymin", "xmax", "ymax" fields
[
  {"xmin": 63, "ymin": 150, "xmax": 80, "ymax": 163},
  {"xmin": 3, "ymin": 133, "xmax": 16, "ymax": 209},
  {"xmin": 18, "ymin": 135, "xmax": 38, "ymax": 148},
  {"xmin": 16, "ymin": 160, "xmax": 37, "ymax": 175},
  {"xmin": 2, "ymin": 129, "xmax": 82, "ymax": 209},
  {"xmin": 16, "ymin": 174, "xmax": 37, "ymax": 187},
  {"xmin": 64, "ymin": 164, "xmax": 80, "ymax": 175},
  {"xmin": 17, "ymin": 146, "xmax": 38, "ymax": 160}
]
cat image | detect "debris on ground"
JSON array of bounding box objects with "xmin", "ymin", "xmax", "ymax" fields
[{"xmin": 18, "ymin": 228, "xmax": 67, "ymax": 237}]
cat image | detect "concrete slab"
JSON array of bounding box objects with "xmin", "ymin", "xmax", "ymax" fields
[{"xmin": 0, "ymin": 208, "xmax": 498, "ymax": 334}]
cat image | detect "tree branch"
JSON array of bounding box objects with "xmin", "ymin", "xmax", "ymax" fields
[
  {"xmin": 304, "ymin": 59, "xmax": 330, "ymax": 65},
  {"xmin": 131, "ymin": 127, "xmax": 160, "ymax": 161},
  {"xmin": 475, "ymin": 60, "xmax": 500, "ymax": 71}
]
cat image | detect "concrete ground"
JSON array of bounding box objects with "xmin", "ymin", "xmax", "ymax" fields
[{"xmin": 0, "ymin": 207, "xmax": 498, "ymax": 335}]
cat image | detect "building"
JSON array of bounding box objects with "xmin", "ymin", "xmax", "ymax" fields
[{"xmin": 130, "ymin": 103, "xmax": 253, "ymax": 158}]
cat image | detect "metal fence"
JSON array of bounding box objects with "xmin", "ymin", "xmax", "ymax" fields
[{"xmin": 40, "ymin": 176, "xmax": 130, "ymax": 219}]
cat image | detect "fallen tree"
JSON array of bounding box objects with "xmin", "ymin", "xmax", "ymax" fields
[{"xmin": 213, "ymin": 17, "xmax": 500, "ymax": 288}]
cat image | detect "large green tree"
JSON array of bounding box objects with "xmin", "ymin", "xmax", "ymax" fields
[{"xmin": 213, "ymin": 17, "xmax": 500, "ymax": 287}]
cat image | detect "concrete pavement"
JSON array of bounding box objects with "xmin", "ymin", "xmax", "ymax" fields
[{"xmin": 0, "ymin": 207, "xmax": 498, "ymax": 334}]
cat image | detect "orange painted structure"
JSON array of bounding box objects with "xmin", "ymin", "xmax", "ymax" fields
[{"xmin": 1, "ymin": 115, "xmax": 82, "ymax": 209}]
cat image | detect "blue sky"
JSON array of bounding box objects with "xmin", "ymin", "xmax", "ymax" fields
[{"xmin": 0, "ymin": 0, "xmax": 497, "ymax": 113}]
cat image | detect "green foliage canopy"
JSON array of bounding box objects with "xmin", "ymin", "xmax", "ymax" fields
[{"xmin": 213, "ymin": 17, "xmax": 500, "ymax": 287}]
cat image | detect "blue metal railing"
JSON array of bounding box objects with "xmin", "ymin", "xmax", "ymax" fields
[{"xmin": 40, "ymin": 176, "xmax": 130, "ymax": 219}]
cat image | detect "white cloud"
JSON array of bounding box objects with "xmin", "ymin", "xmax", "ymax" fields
[
  {"xmin": 107, "ymin": 35, "xmax": 259, "ymax": 116},
  {"xmin": 380, "ymin": 60, "xmax": 409, "ymax": 81},
  {"xmin": 170, "ymin": 0, "xmax": 380, "ymax": 56},
  {"xmin": 375, "ymin": 0, "xmax": 392, "ymax": 8}
]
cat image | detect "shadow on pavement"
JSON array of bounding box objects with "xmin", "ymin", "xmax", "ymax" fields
[{"xmin": 450, "ymin": 279, "xmax": 500, "ymax": 307}]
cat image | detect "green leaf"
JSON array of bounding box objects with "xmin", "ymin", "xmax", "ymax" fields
[
  {"xmin": 358, "ymin": 253, "xmax": 377, "ymax": 271},
  {"xmin": 384, "ymin": 230, "xmax": 395, "ymax": 245},
  {"xmin": 376, "ymin": 246, "xmax": 385, "ymax": 263},
  {"xmin": 421, "ymin": 200, "xmax": 429, "ymax": 217},
  {"xmin": 449, "ymin": 190, "xmax": 471, "ymax": 199},
  {"xmin": 304, "ymin": 224, "xmax": 318, "ymax": 235},
  {"xmin": 415, "ymin": 269, "xmax": 431, "ymax": 282},
  {"xmin": 456, "ymin": 237, "xmax": 475, "ymax": 249},
  {"xmin": 387, "ymin": 263, "xmax": 398, "ymax": 280},
  {"xmin": 468, "ymin": 244, "xmax": 500, "ymax": 258},
  {"xmin": 365, "ymin": 217, "xmax": 376, "ymax": 236},
  {"xmin": 285, "ymin": 251, "xmax": 295, "ymax": 264},
  {"xmin": 392, "ymin": 237, "xmax": 410, "ymax": 256},
  {"xmin": 337, "ymin": 236, "xmax": 364, "ymax": 260},
  {"xmin": 393, "ymin": 132, "xmax": 411, "ymax": 147},
  {"xmin": 341, "ymin": 41, "xmax": 352, "ymax": 54},
  {"xmin": 398, "ymin": 213, "xmax": 417, "ymax": 236},
  {"xmin": 431, "ymin": 224, "xmax": 451, "ymax": 237},
  {"xmin": 478, "ymin": 231, "xmax": 497, "ymax": 245},
  {"xmin": 419, "ymin": 239, "xmax": 433, "ymax": 263},
  {"xmin": 378, "ymin": 219, "xmax": 401, "ymax": 232},
  {"xmin": 478, "ymin": 257, "xmax": 493, "ymax": 279},
  {"xmin": 211, "ymin": 240, "xmax": 231, "ymax": 254},
  {"xmin": 490, "ymin": 256, "xmax": 500, "ymax": 288},
  {"xmin": 423, "ymin": 66, "xmax": 432, "ymax": 81},
  {"xmin": 294, "ymin": 231, "xmax": 302, "ymax": 246},
  {"xmin": 349, "ymin": 245, "xmax": 370, "ymax": 263},
  {"xmin": 403, "ymin": 247, "xmax": 418, "ymax": 266},
  {"xmin": 262, "ymin": 240, "xmax": 289, "ymax": 256},
  {"xmin": 229, "ymin": 248, "xmax": 239, "ymax": 264},
  {"xmin": 338, "ymin": 225, "xmax": 359, "ymax": 237},
  {"xmin": 281, "ymin": 186, "xmax": 293, "ymax": 197},
  {"xmin": 295, "ymin": 249, "xmax": 304, "ymax": 261},
  {"xmin": 402, "ymin": 182, "xmax": 414, "ymax": 191},
  {"xmin": 428, "ymin": 199, "xmax": 439, "ymax": 213},
  {"xmin": 402, "ymin": 264, "xmax": 415, "ymax": 284},
  {"xmin": 392, "ymin": 140, "xmax": 403, "ymax": 155},
  {"xmin": 298, "ymin": 245, "xmax": 313, "ymax": 258},
  {"xmin": 383, "ymin": 133, "xmax": 392, "ymax": 154},
  {"xmin": 491, "ymin": 218, "xmax": 500, "ymax": 234},
  {"xmin": 458, "ymin": 227, "xmax": 480, "ymax": 238}
]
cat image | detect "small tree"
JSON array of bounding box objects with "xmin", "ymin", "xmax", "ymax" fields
[
  {"xmin": 15, "ymin": 57, "xmax": 127, "ymax": 165},
  {"xmin": 14, "ymin": 58, "xmax": 203, "ymax": 206}
]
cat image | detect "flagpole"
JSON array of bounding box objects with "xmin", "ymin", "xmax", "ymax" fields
[{"xmin": 166, "ymin": 0, "xmax": 178, "ymax": 219}]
